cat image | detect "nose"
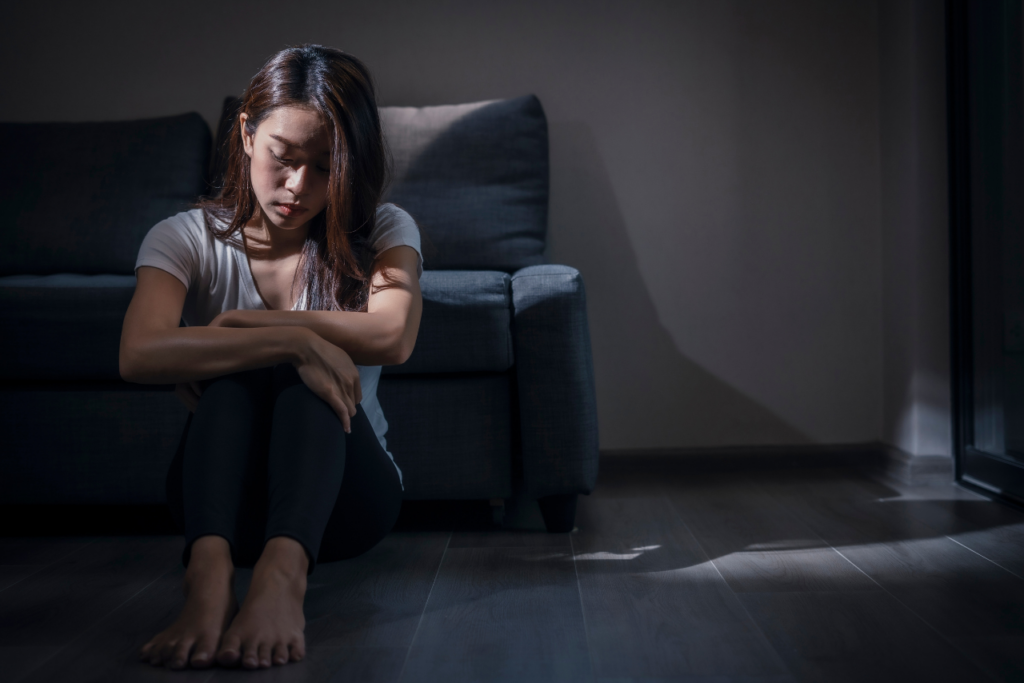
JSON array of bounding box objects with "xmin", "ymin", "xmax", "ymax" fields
[{"xmin": 284, "ymin": 165, "xmax": 309, "ymax": 196}]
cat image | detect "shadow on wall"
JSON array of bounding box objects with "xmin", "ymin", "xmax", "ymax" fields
[{"xmin": 547, "ymin": 121, "xmax": 810, "ymax": 450}]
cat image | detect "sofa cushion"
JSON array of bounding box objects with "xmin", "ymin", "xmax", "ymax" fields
[
  {"xmin": 378, "ymin": 374, "xmax": 513, "ymax": 499},
  {"xmin": 385, "ymin": 270, "xmax": 513, "ymax": 374},
  {"xmin": 0, "ymin": 388, "xmax": 188, "ymax": 504},
  {"xmin": 0, "ymin": 274, "xmax": 136, "ymax": 381},
  {"xmin": 0, "ymin": 113, "xmax": 211, "ymax": 276},
  {"xmin": 0, "ymin": 270, "xmax": 512, "ymax": 382},
  {"xmin": 381, "ymin": 95, "xmax": 549, "ymax": 271}
]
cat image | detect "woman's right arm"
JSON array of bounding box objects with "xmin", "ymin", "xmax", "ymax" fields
[{"xmin": 119, "ymin": 266, "xmax": 362, "ymax": 431}]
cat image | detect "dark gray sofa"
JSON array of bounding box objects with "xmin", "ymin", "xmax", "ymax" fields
[{"xmin": 0, "ymin": 95, "xmax": 598, "ymax": 532}]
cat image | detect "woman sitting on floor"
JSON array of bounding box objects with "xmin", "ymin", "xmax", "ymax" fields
[{"xmin": 119, "ymin": 44, "xmax": 422, "ymax": 670}]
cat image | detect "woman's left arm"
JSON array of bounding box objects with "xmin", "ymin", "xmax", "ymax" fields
[{"xmin": 212, "ymin": 246, "xmax": 423, "ymax": 367}]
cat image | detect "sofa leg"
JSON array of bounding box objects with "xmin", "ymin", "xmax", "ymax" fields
[{"xmin": 538, "ymin": 494, "xmax": 577, "ymax": 533}]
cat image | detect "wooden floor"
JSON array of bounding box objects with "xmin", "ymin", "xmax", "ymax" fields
[{"xmin": 3, "ymin": 461, "xmax": 1024, "ymax": 682}]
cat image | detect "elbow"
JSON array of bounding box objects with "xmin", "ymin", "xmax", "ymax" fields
[
  {"xmin": 119, "ymin": 337, "xmax": 152, "ymax": 384},
  {"xmin": 380, "ymin": 327, "xmax": 416, "ymax": 366},
  {"xmin": 119, "ymin": 346, "xmax": 140, "ymax": 383},
  {"xmin": 391, "ymin": 337, "xmax": 416, "ymax": 366}
]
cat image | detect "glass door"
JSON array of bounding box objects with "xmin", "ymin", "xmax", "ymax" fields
[{"xmin": 950, "ymin": 0, "xmax": 1024, "ymax": 502}]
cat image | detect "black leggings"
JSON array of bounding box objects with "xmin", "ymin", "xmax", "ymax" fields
[{"xmin": 166, "ymin": 364, "xmax": 403, "ymax": 574}]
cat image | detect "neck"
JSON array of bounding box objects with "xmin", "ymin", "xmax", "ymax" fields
[{"xmin": 244, "ymin": 207, "xmax": 309, "ymax": 258}]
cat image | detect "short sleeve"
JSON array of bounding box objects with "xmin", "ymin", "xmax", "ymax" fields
[
  {"xmin": 134, "ymin": 211, "xmax": 203, "ymax": 290},
  {"xmin": 371, "ymin": 204, "xmax": 423, "ymax": 277}
]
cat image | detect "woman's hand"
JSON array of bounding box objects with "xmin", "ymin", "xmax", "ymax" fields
[
  {"xmin": 293, "ymin": 331, "xmax": 362, "ymax": 433},
  {"xmin": 174, "ymin": 381, "xmax": 204, "ymax": 413},
  {"xmin": 208, "ymin": 311, "xmax": 237, "ymax": 328}
]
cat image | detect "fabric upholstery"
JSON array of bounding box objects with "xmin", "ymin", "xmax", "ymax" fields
[
  {"xmin": 378, "ymin": 374, "xmax": 513, "ymax": 500},
  {"xmin": 0, "ymin": 113, "xmax": 211, "ymax": 275},
  {"xmin": 511, "ymin": 265, "xmax": 600, "ymax": 498},
  {"xmin": 0, "ymin": 274, "xmax": 137, "ymax": 381},
  {"xmin": 385, "ymin": 270, "xmax": 513, "ymax": 375},
  {"xmin": 381, "ymin": 96, "xmax": 549, "ymax": 271},
  {"xmin": 0, "ymin": 388, "xmax": 188, "ymax": 504},
  {"xmin": 0, "ymin": 100, "xmax": 602, "ymax": 511},
  {"xmin": 0, "ymin": 270, "xmax": 513, "ymax": 382}
]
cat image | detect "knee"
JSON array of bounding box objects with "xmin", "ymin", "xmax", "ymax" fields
[
  {"xmin": 272, "ymin": 363, "xmax": 303, "ymax": 391},
  {"xmin": 197, "ymin": 368, "xmax": 272, "ymax": 409},
  {"xmin": 275, "ymin": 380, "xmax": 332, "ymax": 416}
]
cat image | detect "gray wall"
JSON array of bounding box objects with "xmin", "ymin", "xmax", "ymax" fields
[
  {"xmin": 879, "ymin": 0, "xmax": 952, "ymax": 459},
  {"xmin": 4, "ymin": 0, "xmax": 948, "ymax": 453}
]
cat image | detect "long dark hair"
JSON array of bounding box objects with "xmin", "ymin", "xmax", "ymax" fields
[{"xmin": 201, "ymin": 45, "xmax": 389, "ymax": 311}]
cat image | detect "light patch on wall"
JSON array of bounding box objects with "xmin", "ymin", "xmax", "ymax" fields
[{"xmin": 894, "ymin": 370, "xmax": 953, "ymax": 457}]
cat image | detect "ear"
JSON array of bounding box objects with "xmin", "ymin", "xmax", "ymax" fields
[{"xmin": 240, "ymin": 113, "xmax": 254, "ymax": 159}]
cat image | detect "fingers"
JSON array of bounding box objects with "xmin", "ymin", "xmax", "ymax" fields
[
  {"xmin": 342, "ymin": 395, "xmax": 357, "ymax": 433},
  {"xmin": 342, "ymin": 373, "xmax": 361, "ymax": 419},
  {"xmin": 332, "ymin": 394, "xmax": 352, "ymax": 434}
]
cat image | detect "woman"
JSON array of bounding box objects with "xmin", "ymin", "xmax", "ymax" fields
[{"xmin": 119, "ymin": 45, "xmax": 422, "ymax": 671}]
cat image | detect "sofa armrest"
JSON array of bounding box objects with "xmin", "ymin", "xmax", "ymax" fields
[{"xmin": 511, "ymin": 265, "xmax": 599, "ymax": 498}]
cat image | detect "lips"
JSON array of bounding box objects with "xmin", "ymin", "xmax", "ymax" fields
[{"xmin": 274, "ymin": 202, "xmax": 308, "ymax": 217}]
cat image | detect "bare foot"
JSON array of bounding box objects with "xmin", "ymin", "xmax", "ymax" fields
[
  {"xmin": 216, "ymin": 537, "xmax": 308, "ymax": 669},
  {"xmin": 140, "ymin": 536, "xmax": 237, "ymax": 669}
]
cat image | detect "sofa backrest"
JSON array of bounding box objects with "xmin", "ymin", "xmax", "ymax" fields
[
  {"xmin": 213, "ymin": 95, "xmax": 550, "ymax": 272},
  {"xmin": 381, "ymin": 96, "xmax": 549, "ymax": 271},
  {"xmin": 0, "ymin": 113, "xmax": 211, "ymax": 276}
]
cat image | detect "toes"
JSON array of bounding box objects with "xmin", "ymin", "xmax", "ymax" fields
[
  {"xmin": 289, "ymin": 638, "xmax": 306, "ymax": 662},
  {"xmin": 271, "ymin": 643, "xmax": 289, "ymax": 666},
  {"xmin": 258, "ymin": 643, "xmax": 272, "ymax": 668},
  {"xmin": 153, "ymin": 639, "xmax": 179, "ymax": 667},
  {"xmin": 169, "ymin": 639, "xmax": 195, "ymax": 670},
  {"xmin": 238, "ymin": 637, "xmax": 261, "ymax": 670},
  {"xmin": 216, "ymin": 633, "xmax": 242, "ymax": 667},
  {"xmin": 190, "ymin": 634, "xmax": 219, "ymax": 669}
]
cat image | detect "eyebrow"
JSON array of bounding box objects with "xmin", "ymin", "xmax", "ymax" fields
[
  {"xmin": 269, "ymin": 134, "xmax": 330, "ymax": 156},
  {"xmin": 269, "ymin": 134, "xmax": 300, "ymax": 147}
]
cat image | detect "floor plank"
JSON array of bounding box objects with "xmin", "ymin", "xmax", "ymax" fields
[
  {"xmin": 740, "ymin": 591, "xmax": 993, "ymax": 683},
  {"xmin": 573, "ymin": 496, "xmax": 788, "ymax": 680},
  {"xmin": 400, "ymin": 545, "xmax": 591, "ymax": 683},
  {"xmin": 886, "ymin": 496, "xmax": 1024, "ymax": 578},
  {"xmin": 22, "ymin": 564, "xmax": 214, "ymax": 683},
  {"xmin": 0, "ymin": 536, "xmax": 182, "ymax": 682},
  {"xmin": 765, "ymin": 481, "xmax": 1024, "ymax": 638},
  {"xmin": 666, "ymin": 478, "xmax": 878, "ymax": 594},
  {"xmin": 947, "ymin": 635, "xmax": 1024, "ymax": 683},
  {"xmin": 590, "ymin": 676, "xmax": 797, "ymax": 683},
  {"xmin": 200, "ymin": 532, "xmax": 451, "ymax": 682},
  {"xmin": 302, "ymin": 532, "xmax": 450, "ymax": 649},
  {"xmin": 0, "ymin": 537, "xmax": 94, "ymax": 565},
  {"xmin": 0, "ymin": 565, "xmax": 43, "ymax": 593},
  {"xmin": 4, "ymin": 467, "xmax": 1023, "ymax": 682}
]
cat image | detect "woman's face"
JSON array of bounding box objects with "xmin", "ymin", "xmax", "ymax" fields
[{"xmin": 240, "ymin": 105, "xmax": 332, "ymax": 231}]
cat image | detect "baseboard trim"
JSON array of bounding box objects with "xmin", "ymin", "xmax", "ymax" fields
[
  {"xmin": 600, "ymin": 442, "xmax": 954, "ymax": 485},
  {"xmin": 878, "ymin": 443, "xmax": 955, "ymax": 486},
  {"xmin": 600, "ymin": 443, "xmax": 885, "ymax": 471}
]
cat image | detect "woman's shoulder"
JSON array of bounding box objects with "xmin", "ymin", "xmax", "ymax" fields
[
  {"xmin": 150, "ymin": 208, "xmax": 210, "ymax": 240},
  {"xmin": 371, "ymin": 203, "xmax": 423, "ymax": 274},
  {"xmin": 375, "ymin": 203, "xmax": 416, "ymax": 225},
  {"xmin": 372, "ymin": 203, "xmax": 418, "ymax": 239}
]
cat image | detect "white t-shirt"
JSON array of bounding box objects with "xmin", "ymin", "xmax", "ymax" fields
[{"xmin": 135, "ymin": 204, "xmax": 422, "ymax": 487}]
